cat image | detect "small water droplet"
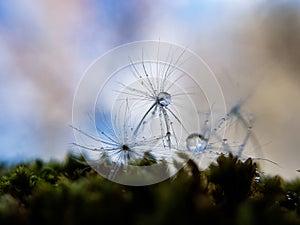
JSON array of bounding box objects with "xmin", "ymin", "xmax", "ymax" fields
[
  {"xmin": 222, "ymin": 139, "xmax": 228, "ymax": 144},
  {"xmin": 157, "ymin": 92, "xmax": 171, "ymax": 106},
  {"xmin": 254, "ymin": 169, "xmax": 262, "ymax": 182},
  {"xmin": 186, "ymin": 133, "xmax": 208, "ymax": 152},
  {"xmin": 254, "ymin": 176, "xmax": 261, "ymax": 182}
]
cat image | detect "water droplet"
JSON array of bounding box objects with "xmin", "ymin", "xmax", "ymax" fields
[
  {"xmin": 222, "ymin": 138, "xmax": 228, "ymax": 144},
  {"xmin": 157, "ymin": 92, "xmax": 171, "ymax": 106},
  {"xmin": 186, "ymin": 133, "xmax": 208, "ymax": 152},
  {"xmin": 254, "ymin": 169, "xmax": 262, "ymax": 182},
  {"xmin": 218, "ymin": 119, "xmax": 225, "ymax": 128},
  {"xmin": 254, "ymin": 176, "xmax": 261, "ymax": 182}
]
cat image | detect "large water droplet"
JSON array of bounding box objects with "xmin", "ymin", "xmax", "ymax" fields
[
  {"xmin": 186, "ymin": 133, "xmax": 208, "ymax": 152},
  {"xmin": 157, "ymin": 92, "xmax": 171, "ymax": 106}
]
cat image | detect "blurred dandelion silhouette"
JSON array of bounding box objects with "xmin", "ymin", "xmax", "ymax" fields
[{"xmin": 185, "ymin": 101, "xmax": 278, "ymax": 170}]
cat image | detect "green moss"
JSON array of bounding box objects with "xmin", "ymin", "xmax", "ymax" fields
[
  {"xmin": 0, "ymin": 153, "xmax": 299, "ymax": 225},
  {"xmin": 208, "ymin": 154, "xmax": 257, "ymax": 207}
]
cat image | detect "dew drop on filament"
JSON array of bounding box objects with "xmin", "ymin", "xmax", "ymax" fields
[
  {"xmin": 157, "ymin": 92, "xmax": 171, "ymax": 106},
  {"xmin": 186, "ymin": 133, "xmax": 208, "ymax": 152}
]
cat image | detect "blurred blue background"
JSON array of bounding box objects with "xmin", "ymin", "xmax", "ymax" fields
[{"xmin": 0, "ymin": 0, "xmax": 300, "ymax": 179}]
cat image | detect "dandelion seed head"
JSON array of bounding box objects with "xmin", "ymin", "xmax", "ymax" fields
[{"xmin": 103, "ymin": 59, "xmax": 208, "ymax": 152}]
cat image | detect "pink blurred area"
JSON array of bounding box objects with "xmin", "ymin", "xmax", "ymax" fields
[
  {"xmin": 0, "ymin": 0, "xmax": 152, "ymax": 162},
  {"xmin": 0, "ymin": 0, "xmax": 299, "ymax": 179}
]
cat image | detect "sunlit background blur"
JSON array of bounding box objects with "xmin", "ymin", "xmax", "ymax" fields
[{"xmin": 0, "ymin": 0, "xmax": 299, "ymax": 180}]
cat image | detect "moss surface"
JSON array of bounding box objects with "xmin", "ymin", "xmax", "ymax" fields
[{"xmin": 0, "ymin": 154, "xmax": 299, "ymax": 225}]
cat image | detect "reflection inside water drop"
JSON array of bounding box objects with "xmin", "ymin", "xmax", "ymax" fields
[{"xmin": 186, "ymin": 133, "xmax": 208, "ymax": 152}]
